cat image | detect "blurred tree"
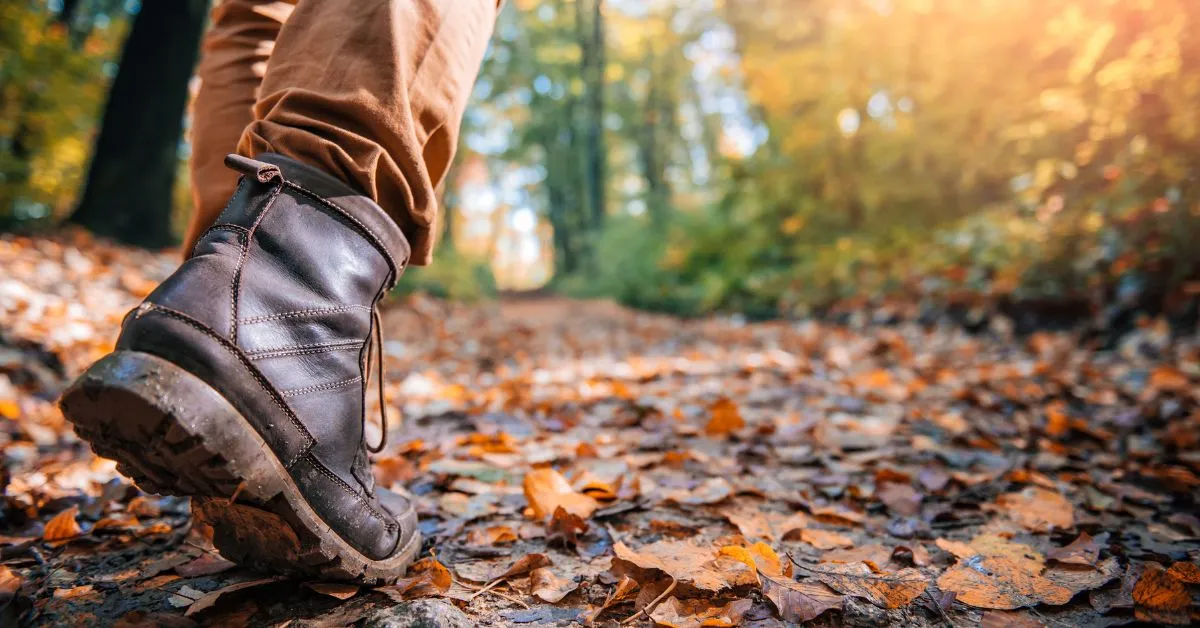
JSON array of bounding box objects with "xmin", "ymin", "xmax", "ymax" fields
[{"xmin": 69, "ymin": 0, "xmax": 207, "ymax": 247}]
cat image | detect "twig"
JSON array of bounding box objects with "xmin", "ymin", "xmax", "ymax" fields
[
  {"xmin": 924, "ymin": 589, "xmax": 954, "ymax": 628},
  {"xmin": 486, "ymin": 585, "xmax": 529, "ymax": 609},
  {"xmin": 468, "ymin": 576, "xmax": 506, "ymax": 601},
  {"xmin": 620, "ymin": 578, "xmax": 676, "ymax": 625}
]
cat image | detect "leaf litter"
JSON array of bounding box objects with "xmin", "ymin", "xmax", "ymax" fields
[{"xmin": 1, "ymin": 233, "xmax": 1199, "ymax": 625}]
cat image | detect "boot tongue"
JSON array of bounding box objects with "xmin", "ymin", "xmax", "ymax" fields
[
  {"xmin": 351, "ymin": 446, "xmax": 376, "ymax": 494},
  {"xmin": 250, "ymin": 153, "xmax": 412, "ymax": 286}
]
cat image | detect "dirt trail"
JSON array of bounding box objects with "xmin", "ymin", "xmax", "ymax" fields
[{"xmin": 1, "ymin": 233, "xmax": 1198, "ymax": 626}]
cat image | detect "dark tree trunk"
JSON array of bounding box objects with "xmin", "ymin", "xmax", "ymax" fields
[
  {"xmin": 69, "ymin": 0, "xmax": 208, "ymax": 248},
  {"xmin": 583, "ymin": 0, "xmax": 606, "ymax": 235}
]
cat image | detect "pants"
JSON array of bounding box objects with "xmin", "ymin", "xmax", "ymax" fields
[{"xmin": 186, "ymin": 0, "xmax": 501, "ymax": 265}]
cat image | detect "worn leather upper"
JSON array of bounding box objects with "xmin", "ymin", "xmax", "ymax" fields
[{"xmin": 116, "ymin": 153, "xmax": 411, "ymax": 560}]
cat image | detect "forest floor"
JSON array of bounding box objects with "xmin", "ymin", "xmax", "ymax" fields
[{"xmin": 1, "ymin": 232, "xmax": 1199, "ymax": 627}]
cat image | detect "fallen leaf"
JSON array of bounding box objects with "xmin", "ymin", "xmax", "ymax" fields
[
  {"xmin": 799, "ymin": 528, "xmax": 854, "ymax": 550},
  {"xmin": 1132, "ymin": 562, "xmax": 1191, "ymax": 624},
  {"xmin": 174, "ymin": 554, "xmax": 236, "ymax": 577},
  {"xmin": 718, "ymin": 542, "xmax": 788, "ymax": 579},
  {"xmin": 547, "ymin": 506, "xmax": 588, "ymax": 546},
  {"xmin": 529, "ymin": 567, "xmax": 579, "ymax": 603},
  {"xmin": 523, "ymin": 468, "xmax": 600, "ymax": 520},
  {"xmin": 821, "ymin": 544, "xmax": 895, "ymax": 570},
  {"xmin": 184, "ymin": 578, "xmax": 280, "ymax": 617},
  {"xmin": 877, "ymin": 482, "xmax": 922, "ymax": 516},
  {"xmin": 496, "ymin": 553, "xmax": 553, "ymax": 580},
  {"xmin": 994, "ymin": 487, "xmax": 1074, "ymax": 533},
  {"xmin": 705, "ymin": 398, "xmax": 745, "ymax": 437},
  {"xmin": 467, "ymin": 525, "xmax": 519, "ymax": 546},
  {"xmin": 664, "ymin": 477, "xmax": 734, "ymax": 506},
  {"xmin": 167, "ymin": 585, "xmax": 205, "ymax": 608},
  {"xmin": 810, "ymin": 504, "xmax": 865, "ymax": 527},
  {"xmin": 304, "ymin": 582, "xmax": 360, "ymax": 600},
  {"xmin": 613, "ymin": 540, "xmax": 757, "ymax": 592},
  {"xmin": 761, "ymin": 573, "xmax": 843, "ymax": 622},
  {"xmin": 585, "ymin": 575, "xmax": 638, "ymax": 623},
  {"xmin": 937, "ymin": 556, "xmax": 1044, "ymax": 610},
  {"xmin": 0, "ymin": 566, "xmax": 21, "ymax": 598},
  {"xmin": 719, "ymin": 501, "xmax": 808, "ymax": 541},
  {"xmin": 1041, "ymin": 557, "xmax": 1121, "ymax": 603},
  {"xmin": 649, "ymin": 597, "xmax": 753, "ymax": 628},
  {"xmin": 1046, "ymin": 531, "xmax": 1103, "ymax": 567},
  {"xmin": 43, "ymin": 506, "xmax": 83, "ymax": 542},
  {"xmin": 385, "ymin": 556, "xmax": 453, "ymax": 599},
  {"xmin": 810, "ymin": 562, "xmax": 927, "ymax": 609},
  {"xmin": 1166, "ymin": 561, "xmax": 1200, "ymax": 584},
  {"xmin": 53, "ymin": 584, "xmax": 95, "ymax": 600}
]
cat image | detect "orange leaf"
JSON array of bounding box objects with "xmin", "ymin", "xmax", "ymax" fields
[
  {"xmin": 1133, "ymin": 562, "xmax": 1191, "ymax": 624},
  {"xmin": 799, "ymin": 529, "xmax": 853, "ymax": 550},
  {"xmin": 704, "ymin": 398, "xmax": 745, "ymax": 437},
  {"xmin": 529, "ymin": 567, "xmax": 579, "ymax": 603},
  {"xmin": 811, "ymin": 562, "xmax": 927, "ymax": 609},
  {"xmin": 523, "ymin": 468, "xmax": 599, "ymax": 520},
  {"xmin": 43, "ymin": 507, "xmax": 83, "ymax": 542},
  {"xmin": 993, "ymin": 487, "xmax": 1074, "ymax": 533}
]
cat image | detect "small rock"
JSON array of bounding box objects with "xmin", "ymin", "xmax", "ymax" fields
[{"xmin": 362, "ymin": 600, "xmax": 473, "ymax": 628}]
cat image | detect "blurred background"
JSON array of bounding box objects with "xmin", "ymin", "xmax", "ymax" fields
[{"xmin": 2, "ymin": 0, "xmax": 1199, "ymax": 329}]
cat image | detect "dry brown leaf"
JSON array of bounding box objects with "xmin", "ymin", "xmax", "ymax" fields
[
  {"xmin": 304, "ymin": 582, "xmax": 360, "ymax": 600},
  {"xmin": 1046, "ymin": 531, "xmax": 1102, "ymax": 567},
  {"xmin": 810, "ymin": 562, "xmax": 927, "ymax": 609},
  {"xmin": 495, "ymin": 553, "xmax": 553, "ymax": 580},
  {"xmin": 810, "ymin": 504, "xmax": 865, "ymax": 526},
  {"xmin": 876, "ymin": 482, "xmax": 922, "ymax": 516},
  {"xmin": 613, "ymin": 540, "xmax": 757, "ymax": 592},
  {"xmin": 43, "ymin": 506, "xmax": 83, "ymax": 542},
  {"xmin": 937, "ymin": 556, "xmax": 1044, "ymax": 610},
  {"xmin": 705, "ymin": 398, "xmax": 745, "ymax": 437},
  {"xmin": 466, "ymin": 525, "xmax": 519, "ymax": 546},
  {"xmin": 384, "ymin": 556, "xmax": 453, "ymax": 599},
  {"xmin": 529, "ymin": 567, "xmax": 579, "ymax": 603},
  {"xmin": 547, "ymin": 506, "xmax": 588, "ymax": 545},
  {"xmin": 994, "ymin": 487, "xmax": 1074, "ymax": 533},
  {"xmin": 1132, "ymin": 562, "xmax": 1191, "ymax": 624},
  {"xmin": 761, "ymin": 573, "xmax": 843, "ymax": 623},
  {"xmin": 937, "ymin": 552, "xmax": 1117, "ymax": 610},
  {"xmin": 799, "ymin": 528, "xmax": 854, "ymax": 550},
  {"xmin": 184, "ymin": 577, "xmax": 281, "ymax": 617},
  {"xmin": 175, "ymin": 554, "xmax": 236, "ymax": 578},
  {"xmin": 649, "ymin": 597, "xmax": 753, "ymax": 628},
  {"xmin": 584, "ymin": 575, "xmax": 639, "ymax": 624},
  {"xmin": 53, "ymin": 584, "xmax": 96, "ymax": 600},
  {"xmin": 0, "ymin": 565, "xmax": 21, "ymax": 597},
  {"xmin": 719, "ymin": 501, "xmax": 808, "ymax": 541},
  {"xmin": 1041, "ymin": 557, "xmax": 1120, "ymax": 603},
  {"xmin": 821, "ymin": 544, "xmax": 896, "ymax": 571},
  {"xmin": 523, "ymin": 468, "xmax": 600, "ymax": 520},
  {"xmin": 664, "ymin": 477, "xmax": 734, "ymax": 506},
  {"xmin": 1166, "ymin": 561, "xmax": 1200, "ymax": 584}
]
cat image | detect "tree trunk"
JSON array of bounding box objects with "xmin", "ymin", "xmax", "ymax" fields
[
  {"xmin": 69, "ymin": 0, "xmax": 208, "ymax": 248},
  {"xmin": 585, "ymin": 0, "xmax": 606, "ymax": 232}
]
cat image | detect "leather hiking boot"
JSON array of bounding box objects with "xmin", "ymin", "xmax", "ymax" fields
[{"xmin": 59, "ymin": 154, "xmax": 420, "ymax": 583}]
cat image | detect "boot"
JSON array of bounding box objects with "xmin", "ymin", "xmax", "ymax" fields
[{"xmin": 59, "ymin": 154, "xmax": 420, "ymax": 583}]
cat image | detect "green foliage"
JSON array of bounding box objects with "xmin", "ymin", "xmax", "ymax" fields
[
  {"xmin": 0, "ymin": 1, "xmax": 129, "ymax": 227},
  {"xmin": 393, "ymin": 247, "xmax": 498, "ymax": 303}
]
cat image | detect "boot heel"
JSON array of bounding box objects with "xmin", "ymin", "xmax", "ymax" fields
[
  {"xmin": 59, "ymin": 350, "xmax": 284, "ymax": 500},
  {"xmin": 59, "ymin": 350, "xmax": 421, "ymax": 583}
]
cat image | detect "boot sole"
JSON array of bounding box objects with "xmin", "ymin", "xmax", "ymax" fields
[{"xmin": 58, "ymin": 350, "xmax": 420, "ymax": 584}]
